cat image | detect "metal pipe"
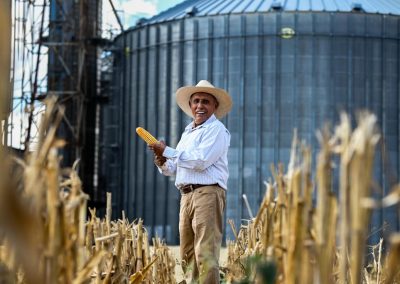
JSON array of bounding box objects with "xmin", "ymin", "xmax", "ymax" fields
[
  {"xmin": 108, "ymin": 0, "xmax": 124, "ymax": 32},
  {"xmin": 242, "ymin": 194, "xmax": 254, "ymax": 220}
]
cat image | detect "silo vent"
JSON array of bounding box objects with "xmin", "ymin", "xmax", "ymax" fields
[
  {"xmin": 271, "ymin": 1, "xmax": 282, "ymax": 11},
  {"xmin": 136, "ymin": 17, "xmax": 147, "ymax": 26},
  {"xmin": 351, "ymin": 2, "xmax": 363, "ymax": 12},
  {"xmin": 185, "ymin": 6, "xmax": 197, "ymax": 17}
]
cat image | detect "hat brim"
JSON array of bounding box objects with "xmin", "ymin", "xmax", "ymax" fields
[{"xmin": 176, "ymin": 86, "xmax": 232, "ymax": 119}]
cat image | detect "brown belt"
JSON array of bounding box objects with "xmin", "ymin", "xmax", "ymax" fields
[{"xmin": 179, "ymin": 184, "xmax": 218, "ymax": 194}]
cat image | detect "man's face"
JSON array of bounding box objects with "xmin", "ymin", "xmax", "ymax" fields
[{"xmin": 189, "ymin": 92, "xmax": 219, "ymax": 125}]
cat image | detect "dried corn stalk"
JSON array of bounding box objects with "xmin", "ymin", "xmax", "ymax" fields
[
  {"xmin": 226, "ymin": 112, "xmax": 399, "ymax": 284},
  {"xmin": 0, "ymin": 97, "xmax": 175, "ymax": 283}
]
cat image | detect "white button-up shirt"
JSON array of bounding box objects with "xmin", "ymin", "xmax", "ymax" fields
[{"xmin": 158, "ymin": 114, "xmax": 230, "ymax": 190}]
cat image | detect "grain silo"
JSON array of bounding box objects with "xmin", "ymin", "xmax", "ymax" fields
[{"xmin": 100, "ymin": 0, "xmax": 400, "ymax": 244}]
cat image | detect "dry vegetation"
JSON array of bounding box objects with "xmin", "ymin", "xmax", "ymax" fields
[
  {"xmin": 1, "ymin": 99, "xmax": 399, "ymax": 284},
  {"xmin": 225, "ymin": 113, "xmax": 400, "ymax": 284},
  {"xmin": 0, "ymin": 98, "xmax": 176, "ymax": 283}
]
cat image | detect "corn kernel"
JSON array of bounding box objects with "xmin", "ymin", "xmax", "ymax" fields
[{"xmin": 136, "ymin": 127, "xmax": 159, "ymax": 145}]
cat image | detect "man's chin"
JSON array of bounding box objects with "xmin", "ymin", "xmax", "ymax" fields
[{"xmin": 194, "ymin": 118, "xmax": 206, "ymax": 125}]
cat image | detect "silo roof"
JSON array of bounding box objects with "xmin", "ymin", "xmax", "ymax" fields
[{"xmin": 143, "ymin": 0, "xmax": 400, "ymax": 25}]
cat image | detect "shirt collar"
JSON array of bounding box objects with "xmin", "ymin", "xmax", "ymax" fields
[{"xmin": 185, "ymin": 114, "xmax": 217, "ymax": 131}]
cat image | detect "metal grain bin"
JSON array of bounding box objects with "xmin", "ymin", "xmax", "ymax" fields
[{"xmin": 101, "ymin": 0, "xmax": 400, "ymax": 244}]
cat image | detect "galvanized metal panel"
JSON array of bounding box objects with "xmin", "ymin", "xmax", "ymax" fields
[
  {"xmin": 246, "ymin": 0, "xmax": 264, "ymax": 12},
  {"xmin": 257, "ymin": 0, "xmax": 275, "ymax": 13},
  {"xmin": 105, "ymin": 11, "xmax": 400, "ymax": 244},
  {"xmin": 199, "ymin": 0, "xmax": 226, "ymax": 16},
  {"xmin": 144, "ymin": 0, "xmax": 400, "ymax": 25}
]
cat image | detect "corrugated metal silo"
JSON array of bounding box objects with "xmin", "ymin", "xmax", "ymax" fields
[{"xmin": 102, "ymin": 0, "xmax": 400, "ymax": 244}]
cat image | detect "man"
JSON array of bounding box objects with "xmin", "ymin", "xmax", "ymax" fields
[{"xmin": 149, "ymin": 80, "xmax": 232, "ymax": 283}]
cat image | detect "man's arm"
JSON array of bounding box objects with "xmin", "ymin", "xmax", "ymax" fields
[
  {"xmin": 149, "ymin": 141, "xmax": 177, "ymax": 176},
  {"xmin": 163, "ymin": 126, "xmax": 229, "ymax": 171}
]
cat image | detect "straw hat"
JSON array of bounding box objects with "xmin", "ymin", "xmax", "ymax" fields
[{"xmin": 176, "ymin": 80, "xmax": 232, "ymax": 119}]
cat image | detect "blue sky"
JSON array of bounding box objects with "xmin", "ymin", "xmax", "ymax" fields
[{"xmin": 103, "ymin": 0, "xmax": 184, "ymax": 32}]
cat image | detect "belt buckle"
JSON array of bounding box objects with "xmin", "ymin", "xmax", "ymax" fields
[
  {"xmin": 184, "ymin": 184, "xmax": 194, "ymax": 193},
  {"xmin": 180, "ymin": 184, "xmax": 194, "ymax": 194}
]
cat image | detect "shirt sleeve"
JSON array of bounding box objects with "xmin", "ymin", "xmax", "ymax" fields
[
  {"xmin": 162, "ymin": 125, "xmax": 229, "ymax": 171},
  {"xmin": 157, "ymin": 158, "xmax": 177, "ymax": 176}
]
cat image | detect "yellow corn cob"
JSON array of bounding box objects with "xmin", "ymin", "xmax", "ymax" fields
[{"xmin": 136, "ymin": 127, "xmax": 159, "ymax": 145}]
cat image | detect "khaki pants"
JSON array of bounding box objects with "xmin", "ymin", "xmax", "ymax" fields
[{"xmin": 179, "ymin": 185, "xmax": 226, "ymax": 284}]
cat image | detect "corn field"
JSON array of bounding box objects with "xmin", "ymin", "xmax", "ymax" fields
[
  {"xmin": 0, "ymin": 98, "xmax": 176, "ymax": 283},
  {"xmin": 225, "ymin": 113, "xmax": 400, "ymax": 284},
  {"xmin": 1, "ymin": 98, "xmax": 400, "ymax": 284},
  {"xmin": 2, "ymin": 100, "xmax": 399, "ymax": 284},
  {"xmin": 1, "ymin": 100, "xmax": 400, "ymax": 284}
]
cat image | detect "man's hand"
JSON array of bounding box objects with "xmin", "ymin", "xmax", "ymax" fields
[
  {"xmin": 154, "ymin": 154, "xmax": 167, "ymax": 167},
  {"xmin": 148, "ymin": 140, "xmax": 167, "ymax": 166},
  {"xmin": 148, "ymin": 140, "xmax": 166, "ymax": 157}
]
